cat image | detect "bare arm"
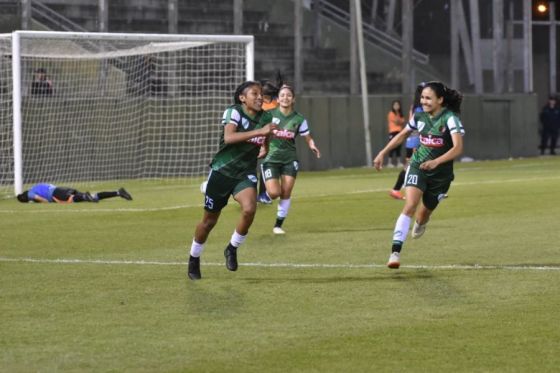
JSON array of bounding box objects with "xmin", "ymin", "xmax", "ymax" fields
[
  {"xmin": 373, "ymin": 127, "xmax": 412, "ymax": 170},
  {"xmin": 419, "ymin": 133, "xmax": 463, "ymax": 171},
  {"xmin": 223, "ymin": 122, "xmax": 277, "ymax": 144},
  {"xmin": 52, "ymin": 196, "xmax": 74, "ymax": 204},
  {"xmin": 303, "ymin": 134, "xmax": 321, "ymax": 158}
]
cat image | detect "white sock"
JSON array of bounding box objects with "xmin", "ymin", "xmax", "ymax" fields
[
  {"xmin": 277, "ymin": 198, "xmax": 291, "ymax": 219},
  {"xmin": 230, "ymin": 230, "xmax": 247, "ymax": 248},
  {"xmin": 190, "ymin": 239, "xmax": 204, "ymax": 258},
  {"xmin": 393, "ymin": 213, "xmax": 412, "ymax": 244}
]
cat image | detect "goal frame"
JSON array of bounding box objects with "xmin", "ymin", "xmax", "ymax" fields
[{"xmin": 8, "ymin": 30, "xmax": 255, "ymax": 195}]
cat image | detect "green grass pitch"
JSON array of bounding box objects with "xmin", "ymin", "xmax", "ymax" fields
[{"xmin": 1, "ymin": 158, "xmax": 560, "ymax": 372}]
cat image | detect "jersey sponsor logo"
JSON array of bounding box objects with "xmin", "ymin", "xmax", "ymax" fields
[
  {"xmin": 247, "ymin": 136, "xmax": 266, "ymax": 145},
  {"xmin": 420, "ymin": 134, "xmax": 445, "ymax": 148},
  {"xmin": 272, "ymin": 129, "xmax": 296, "ymax": 139}
]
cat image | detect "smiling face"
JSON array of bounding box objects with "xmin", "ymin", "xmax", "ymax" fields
[
  {"xmin": 421, "ymin": 87, "xmax": 444, "ymax": 115},
  {"xmin": 239, "ymin": 84, "xmax": 263, "ymax": 114},
  {"xmin": 278, "ymin": 86, "xmax": 295, "ymax": 109}
]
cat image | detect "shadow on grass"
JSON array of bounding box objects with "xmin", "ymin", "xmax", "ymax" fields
[
  {"xmin": 239, "ymin": 270, "xmax": 435, "ymax": 284},
  {"xmin": 306, "ymin": 226, "xmax": 394, "ymax": 233}
]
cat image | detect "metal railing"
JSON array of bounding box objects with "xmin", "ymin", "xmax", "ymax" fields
[
  {"xmin": 31, "ymin": 0, "xmax": 90, "ymax": 32},
  {"xmin": 315, "ymin": 0, "xmax": 429, "ymax": 65}
]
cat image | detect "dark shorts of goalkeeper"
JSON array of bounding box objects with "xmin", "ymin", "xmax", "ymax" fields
[
  {"xmin": 203, "ymin": 170, "xmax": 257, "ymax": 213},
  {"xmin": 53, "ymin": 187, "xmax": 79, "ymax": 202},
  {"xmin": 404, "ymin": 164, "xmax": 453, "ymax": 211}
]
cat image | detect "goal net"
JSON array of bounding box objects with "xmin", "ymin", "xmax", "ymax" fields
[{"xmin": 0, "ymin": 31, "xmax": 254, "ymax": 197}]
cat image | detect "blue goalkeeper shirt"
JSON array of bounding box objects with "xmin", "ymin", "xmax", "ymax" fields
[
  {"xmin": 28, "ymin": 183, "xmax": 56, "ymax": 202},
  {"xmin": 406, "ymin": 106, "xmax": 422, "ymax": 149}
]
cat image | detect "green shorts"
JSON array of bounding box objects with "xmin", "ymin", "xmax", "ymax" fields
[
  {"xmin": 405, "ymin": 164, "xmax": 453, "ymax": 210},
  {"xmin": 261, "ymin": 161, "xmax": 299, "ymax": 180},
  {"xmin": 203, "ymin": 170, "xmax": 257, "ymax": 212}
]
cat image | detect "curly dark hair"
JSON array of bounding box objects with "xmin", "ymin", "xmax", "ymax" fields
[{"xmin": 233, "ymin": 81, "xmax": 261, "ymax": 105}]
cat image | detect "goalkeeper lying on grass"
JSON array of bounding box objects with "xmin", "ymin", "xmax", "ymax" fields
[{"xmin": 16, "ymin": 183, "xmax": 132, "ymax": 203}]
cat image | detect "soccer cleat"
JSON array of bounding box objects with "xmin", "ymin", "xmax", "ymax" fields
[
  {"xmin": 389, "ymin": 190, "xmax": 405, "ymax": 200},
  {"xmin": 272, "ymin": 227, "xmax": 285, "ymax": 235},
  {"xmin": 118, "ymin": 188, "xmax": 133, "ymax": 201},
  {"xmin": 411, "ymin": 220, "xmax": 428, "ymax": 239},
  {"xmin": 224, "ymin": 245, "xmax": 238, "ymax": 271},
  {"xmin": 187, "ymin": 255, "xmax": 202, "ymax": 280},
  {"xmin": 387, "ymin": 252, "xmax": 401, "ymax": 269},
  {"xmin": 257, "ymin": 192, "xmax": 272, "ymax": 204}
]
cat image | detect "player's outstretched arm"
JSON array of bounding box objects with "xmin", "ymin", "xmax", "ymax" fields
[
  {"xmin": 304, "ymin": 135, "xmax": 321, "ymax": 158},
  {"xmin": 373, "ymin": 128, "xmax": 411, "ymax": 170}
]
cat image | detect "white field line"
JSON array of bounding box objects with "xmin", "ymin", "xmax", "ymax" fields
[
  {"xmin": 1, "ymin": 257, "xmax": 560, "ymax": 271},
  {"xmin": 2, "ymin": 175, "xmax": 560, "ymax": 214}
]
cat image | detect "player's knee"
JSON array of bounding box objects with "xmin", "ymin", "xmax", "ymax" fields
[
  {"xmin": 240, "ymin": 204, "xmax": 256, "ymax": 219},
  {"xmin": 402, "ymin": 203, "xmax": 418, "ymax": 217},
  {"xmin": 267, "ymin": 190, "xmax": 280, "ymax": 200},
  {"xmin": 200, "ymin": 217, "xmax": 218, "ymax": 232}
]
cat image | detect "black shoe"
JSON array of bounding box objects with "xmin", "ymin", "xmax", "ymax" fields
[
  {"xmin": 187, "ymin": 255, "xmax": 201, "ymax": 280},
  {"xmin": 224, "ymin": 244, "xmax": 238, "ymax": 271},
  {"xmin": 118, "ymin": 188, "xmax": 132, "ymax": 201}
]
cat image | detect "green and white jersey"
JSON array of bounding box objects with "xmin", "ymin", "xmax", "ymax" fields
[
  {"xmin": 210, "ymin": 104, "xmax": 272, "ymax": 179},
  {"xmin": 263, "ymin": 107, "xmax": 310, "ymax": 164},
  {"xmin": 407, "ymin": 108, "xmax": 465, "ymax": 174}
]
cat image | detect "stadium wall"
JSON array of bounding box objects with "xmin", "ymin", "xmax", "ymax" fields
[{"xmin": 295, "ymin": 93, "xmax": 540, "ymax": 171}]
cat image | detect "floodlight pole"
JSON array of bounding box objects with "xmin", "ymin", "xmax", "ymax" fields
[
  {"xmin": 522, "ymin": 0, "xmax": 533, "ymax": 92},
  {"xmin": 354, "ymin": 0, "xmax": 372, "ymax": 166},
  {"xmin": 550, "ymin": 1, "xmax": 557, "ymax": 94}
]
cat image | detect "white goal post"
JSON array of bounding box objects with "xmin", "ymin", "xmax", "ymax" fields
[{"xmin": 0, "ymin": 31, "xmax": 254, "ymax": 197}]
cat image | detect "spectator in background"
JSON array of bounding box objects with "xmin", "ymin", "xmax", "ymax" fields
[
  {"xmin": 30, "ymin": 68, "xmax": 53, "ymax": 95},
  {"xmin": 539, "ymin": 95, "xmax": 560, "ymax": 155},
  {"xmin": 386, "ymin": 100, "xmax": 405, "ymax": 168}
]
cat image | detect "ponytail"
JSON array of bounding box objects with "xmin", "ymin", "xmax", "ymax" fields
[{"xmin": 424, "ymin": 81, "xmax": 463, "ymax": 114}]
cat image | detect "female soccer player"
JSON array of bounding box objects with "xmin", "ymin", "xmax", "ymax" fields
[
  {"xmin": 373, "ymin": 81, "xmax": 464, "ymax": 269},
  {"xmin": 188, "ymin": 81, "xmax": 277, "ymax": 280},
  {"xmin": 261, "ymin": 84, "xmax": 321, "ymax": 234},
  {"xmin": 257, "ymin": 77, "xmax": 282, "ymax": 204}
]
